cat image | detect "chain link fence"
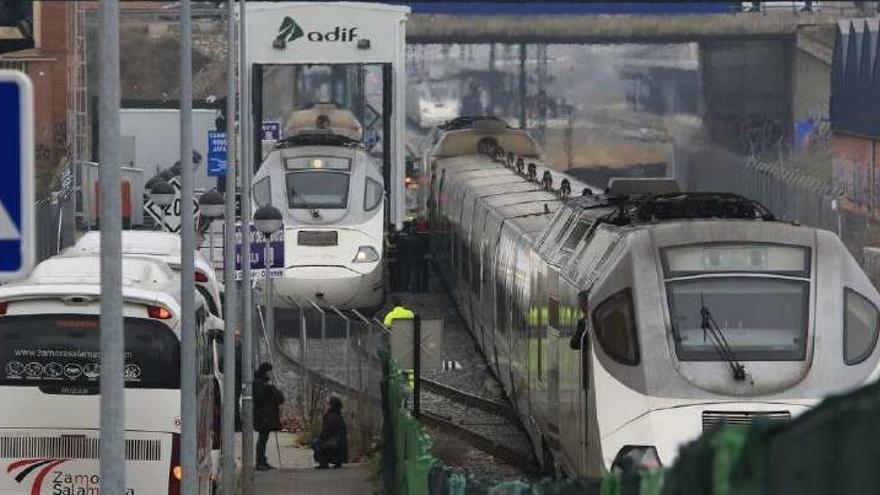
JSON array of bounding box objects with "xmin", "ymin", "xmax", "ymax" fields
[
  {"xmin": 673, "ymin": 142, "xmax": 880, "ymax": 262},
  {"xmin": 267, "ymin": 299, "xmax": 388, "ymax": 460}
]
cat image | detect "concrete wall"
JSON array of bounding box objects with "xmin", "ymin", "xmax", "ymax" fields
[{"xmin": 792, "ymin": 48, "xmax": 831, "ymax": 124}]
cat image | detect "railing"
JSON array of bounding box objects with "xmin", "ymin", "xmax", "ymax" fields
[{"xmin": 267, "ymin": 298, "xmax": 389, "ymax": 458}]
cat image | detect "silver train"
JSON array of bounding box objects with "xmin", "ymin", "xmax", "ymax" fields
[
  {"xmin": 428, "ymin": 117, "xmax": 880, "ymax": 476},
  {"xmin": 254, "ymin": 103, "xmax": 385, "ymax": 310}
]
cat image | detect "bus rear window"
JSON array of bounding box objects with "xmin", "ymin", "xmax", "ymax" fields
[{"xmin": 0, "ymin": 315, "xmax": 180, "ymax": 390}]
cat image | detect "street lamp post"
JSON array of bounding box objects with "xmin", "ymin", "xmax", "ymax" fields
[
  {"xmin": 149, "ymin": 179, "xmax": 175, "ymax": 231},
  {"xmin": 254, "ymin": 205, "xmax": 283, "ymax": 368},
  {"xmin": 198, "ymin": 190, "xmax": 225, "ymax": 265}
]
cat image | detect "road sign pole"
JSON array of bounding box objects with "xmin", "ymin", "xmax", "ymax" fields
[
  {"xmin": 179, "ymin": 1, "xmax": 198, "ymax": 493},
  {"xmin": 240, "ymin": 1, "xmax": 256, "ymax": 489},
  {"xmin": 264, "ymin": 236, "xmax": 274, "ymax": 364},
  {"xmin": 97, "ymin": 0, "xmax": 125, "ymax": 493},
  {"xmin": 220, "ymin": 0, "xmax": 238, "ymax": 491}
]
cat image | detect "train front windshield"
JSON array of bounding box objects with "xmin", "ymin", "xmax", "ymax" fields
[
  {"xmin": 0, "ymin": 315, "xmax": 180, "ymax": 392},
  {"xmin": 286, "ymin": 171, "xmax": 351, "ymax": 209},
  {"xmin": 663, "ymin": 244, "xmax": 811, "ymax": 361}
]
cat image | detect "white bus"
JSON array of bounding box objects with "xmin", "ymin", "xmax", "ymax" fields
[
  {"xmin": 0, "ymin": 255, "xmax": 219, "ymax": 494},
  {"xmin": 66, "ymin": 231, "xmax": 226, "ymax": 336}
]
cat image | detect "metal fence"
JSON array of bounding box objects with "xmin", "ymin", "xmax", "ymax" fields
[
  {"xmin": 673, "ymin": 142, "xmax": 880, "ymax": 261},
  {"xmin": 264, "ymin": 297, "xmax": 389, "ymax": 458}
]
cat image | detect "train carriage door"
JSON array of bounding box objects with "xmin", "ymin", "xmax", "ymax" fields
[
  {"xmin": 512, "ymin": 236, "xmax": 532, "ymax": 418},
  {"xmin": 545, "ymin": 269, "xmax": 561, "ymax": 449}
]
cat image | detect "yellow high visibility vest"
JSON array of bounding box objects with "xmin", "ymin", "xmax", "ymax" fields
[{"xmin": 383, "ymin": 306, "xmax": 415, "ymax": 327}]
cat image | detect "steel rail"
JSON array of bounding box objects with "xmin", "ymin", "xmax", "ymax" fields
[
  {"xmin": 419, "ymin": 378, "xmax": 518, "ymax": 422},
  {"xmin": 419, "ymin": 410, "xmax": 538, "ymax": 475}
]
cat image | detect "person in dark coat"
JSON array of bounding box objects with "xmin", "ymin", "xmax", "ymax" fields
[
  {"xmin": 312, "ymin": 396, "xmax": 348, "ymax": 469},
  {"xmin": 253, "ymin": 362, "xmax": 284, "ymax": 471}
]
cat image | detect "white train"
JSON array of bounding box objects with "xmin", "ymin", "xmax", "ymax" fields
[
  {"xmin": 253, "ymin": 103, "xmax": 385, "ymax": 310},
  {"xmin": 429, "ymin": 118, "xmax": 880, "ymax": 476}
]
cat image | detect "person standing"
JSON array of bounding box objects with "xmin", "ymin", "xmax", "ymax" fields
[
  {"xmin": 383, "ymin": 296, "xmax": 415, "ymax": 328},
  {"xmin": 312, "ymin": 396, "xmax": 349, "ymax": 469},
  {"xmin": 569, "ymin": 290, "xmax": 590, "ymax": 350},
  {"xmin": 253, "ymin": 362, "xmax": 284, "ymax": 471}
]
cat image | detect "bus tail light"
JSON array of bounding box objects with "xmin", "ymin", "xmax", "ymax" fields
[
  {"xmin": 195, "ymin": 271, "xmax": 209, "ymax": 283},
  {"xmin": 148, "ymin": 305, "xmax": 173, "ymax": 320},
  {"xmin": 0, "ymin": 302, "xmax": 7, "ymax": 315},
  {"xmin": 169, "ymin": 432, "xmax": 180, "ymax": 495}
]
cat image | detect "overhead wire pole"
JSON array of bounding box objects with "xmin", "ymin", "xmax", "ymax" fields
[
  {"xmin": 178, "ymin": 0, "xmax": 197, "ymax": 493},
  {"xmin": 97, "ymin": 0, "xmax": 125, "ymax": 493},
  {"xmin": 239, "ymin": 0, "xmax": 256, "ymax": 489},
  {"xmin": 220, "ymin": 0, "xmax": 238, "ymax": 492}
]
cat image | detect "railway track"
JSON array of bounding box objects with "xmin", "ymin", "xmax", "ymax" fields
[
  {"xmin": 419, "ymin": 410, "xmax": 539, "ymax": 476},
  {"xmin": 419, "ymin": 377, "xmax": 518, "ymax": 422}
]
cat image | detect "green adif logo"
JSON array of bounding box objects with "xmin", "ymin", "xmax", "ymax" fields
[
  {"xmin": 273, "ymin": 16, "xmax": 359, "ymax": 49},
  {"xmin": 274, "ymin": 16, "xmax": 304, "ymax": 47}
]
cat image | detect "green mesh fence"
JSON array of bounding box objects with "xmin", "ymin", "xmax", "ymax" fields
[
  {"xmin": 380, "ymin": 354, "xmax": 658, "ymax": 495},
  {"xmin": 383, "ymin": 351, "xmax": 880, "ymax": 495}
]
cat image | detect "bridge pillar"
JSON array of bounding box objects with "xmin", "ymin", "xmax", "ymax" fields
[{"xmin": 699, "ymin": 38, "xmax": 794, "ymax": 155}]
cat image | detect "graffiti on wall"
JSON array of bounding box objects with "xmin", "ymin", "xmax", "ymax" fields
[{"xmin": 832, "ymin": 132, "xmax": 879, "ymax": 215}]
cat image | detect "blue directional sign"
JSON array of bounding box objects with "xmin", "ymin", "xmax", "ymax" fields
[
  {"xmin": 261, "ymin": 121, "xmax": 281, "ymax": 141},
  {"xmin": 0, "ymin": 71, "xmax": 34, "ymax": 281},
  {"xmin": 232, "ymin": 225, "xmax": 285, "ymax": 280},
  {"xmin": 207, "ymin": 131, "xmax": 227, "ymax": 177}
]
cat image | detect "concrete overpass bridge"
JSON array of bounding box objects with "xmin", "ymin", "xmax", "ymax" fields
[{"xmin": 403, "ymin": 4, "xmax": 866, "ymax": 153}]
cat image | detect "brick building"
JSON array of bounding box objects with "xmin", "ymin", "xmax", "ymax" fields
[{"xmin": 0, "ymin": 1, "xmax": 75, "ymax": 197}]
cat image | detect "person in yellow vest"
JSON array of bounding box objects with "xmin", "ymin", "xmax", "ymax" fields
[
  {"xmin": 383, "ymin": 295, "xmax": 415, "ymax": 327},
  {"xmin": 383, "ymin": 296, "xmax": 416, "ymax": 388}
]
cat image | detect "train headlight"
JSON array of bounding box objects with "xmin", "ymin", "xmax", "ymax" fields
[
  {"xmin": 611, "ymin": 445, "xmax": 662, "ymax": 472},
  {"xmin": 353, "ymin": 246, "xmax": 379, "ymax": 263}
]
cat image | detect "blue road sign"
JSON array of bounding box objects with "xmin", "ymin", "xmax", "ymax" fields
[
  {"xmin": 232, "ymin": 225, "xmax": 285, "ymax": 280},
  {"xmin": 0, "ymin": 71, "xmax": 34, "ymax": 281},
  {"xmin": 261, "ymin": 121, "xmax": 281, "ymax": 141},
  {"xmin": 207, "ymin": 131, "xmax": 227, "ymax": 177}
]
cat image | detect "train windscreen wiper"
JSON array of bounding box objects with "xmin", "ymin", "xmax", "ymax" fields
[{"xmin": 699, "ymin": 294, "xmax": 746, "ymax": 382}]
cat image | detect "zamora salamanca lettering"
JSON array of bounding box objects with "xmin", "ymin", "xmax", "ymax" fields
[{"xmin": 52, "ymin": 470, "xmax": 135, "ymax": 495}]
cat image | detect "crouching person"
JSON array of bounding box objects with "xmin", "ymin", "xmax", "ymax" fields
[{"xmin": 312, "ymin": 396, "xmax": 348, "ymax": 468}]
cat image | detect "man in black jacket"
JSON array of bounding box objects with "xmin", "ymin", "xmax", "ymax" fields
[
  {"xmin": 312, "ymin": 396, "xmax": 348, "ymax": 468},
  {"xmin": 253, "ymin": 362, "xmax": 284, "ymax": 471},
  {"xmin": 569, "ymin": 290, "xmax": 590, "ymax": 350}
]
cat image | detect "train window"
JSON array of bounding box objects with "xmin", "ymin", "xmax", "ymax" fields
[
  {"xmin": 364, "ymin": 177, "xmax": 383, "ymax": 211},
  {"xmin": 548, "ymin": 297, "xmax": 560, "ymax": 329},
  {"xmin": 668, "ymin": 278, "xmax": 808, "ymax": 361},
  {"xmin": 553, "ymin": 213, "xmax": 577, "ymax": 243},
  {"xmin": 592, "ymin": 289, "xmax": 640, "ymax": 365},
  {"xmin": 286, "ymin": 171, "xmax": 350, "ymax": 209},
  {"xmin": 254, "ymin": 177, "xmax": 271, "ymax": 208},
  {"xmin": 844, "ymin": 289, "xmax": 880, "ymax": 365},
  {"xmin": 563, "ymin": 220, "xmax": 592, "ymax": 252}
]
